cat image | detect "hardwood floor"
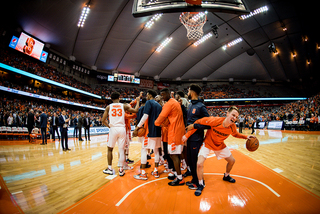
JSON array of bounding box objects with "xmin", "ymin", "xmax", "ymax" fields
[{"xmin": 0, "ymin": 129, "xmax": 319, "ymax": 213}]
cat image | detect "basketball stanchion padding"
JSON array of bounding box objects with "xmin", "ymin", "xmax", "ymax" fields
[
  {"xmin": 246, "ymin": 137, "xmax": 259, "ymax": 152},
  {"xmin": 185, "ymin": 0, "xmax": 202, "ymax": 5}
]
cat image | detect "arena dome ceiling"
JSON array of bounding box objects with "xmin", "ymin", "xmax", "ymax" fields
[{"xmin": 1, "ymin": 0, "xmax": 319, "ymax": 83}]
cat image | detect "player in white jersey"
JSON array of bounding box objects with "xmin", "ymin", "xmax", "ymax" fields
[{"xmin": 102, "ymin": 92, "xmax": 140, "ymax": 176}]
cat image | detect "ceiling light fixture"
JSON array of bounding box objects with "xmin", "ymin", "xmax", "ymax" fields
[
  {"xmin": 239, "ymin": 6, "xmax": 268, "ymax": 20},
  {"xmin": 78, "ymin": 5, "xmax": 90, "ymax": 27},
  {"xmin": 222, "ymin": 37, "xmax": 243, "ymax": 50},
  {"xmin": 156, "ymin": 37, "xmax": 172, "ymax": 52},
  {"xmin": 145, "ymin": 13, "xmax": 163, "ymax": 29},
  {"xmin": 193, "ymin": 32, "xmax": 213, "ymax": 46}
]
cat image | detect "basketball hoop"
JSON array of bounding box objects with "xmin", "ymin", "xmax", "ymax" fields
[{"xmin": 180, "ymin": 12, "xmax": 207, "ymax": 40}]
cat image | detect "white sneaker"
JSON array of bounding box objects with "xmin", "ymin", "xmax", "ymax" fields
[
  {"xmin": 123, "ymin": 164, "xmax": 133, "ymax": 170},
  {"xmin": 133, "ymin": 173, "xmax": 148, "ymax": 180},
  {"xmin": 119, "ymin": 169, "xmax": 125, "ymax": 176},
  {"xmin": 103, "ymin": 168, "xmax": 113, "ymax": 175}
]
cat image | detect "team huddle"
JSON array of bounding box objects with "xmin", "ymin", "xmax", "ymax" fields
[{"xmin": 101, "ymin": 84, "xmax": 256, "ymax": 196}]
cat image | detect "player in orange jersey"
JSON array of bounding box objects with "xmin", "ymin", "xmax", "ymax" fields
[
  {"xmin": 183, "ymin": 106, "xmax": 256, "ymax": 196},
  {"xmin": 124, "ymin": 112, "xmax": 136, "ymax": 166},
  {"xmin": 155, "ymin": 88, "xmax": 186, "ymax": 186},
  {"xmin": 101, "ymin": 92, "xmax": 140, "ymax": 177}
]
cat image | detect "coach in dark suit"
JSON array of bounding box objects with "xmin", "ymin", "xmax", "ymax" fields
[
  {"xmin": 27, "ymin": 109, "xmax": 35, "ymax": 142},
  {"xmin": 73, "ymin": 115, "xmax": 79, "ymax": 138},
  {"xmin": 78, "ymin": 113, "xmax": 84, "ymax": 141},
  {"xmin": 59, "ymin": 110, "xmax": 71, "ymax": 151},
  {"xmin": 83, "ymin": 113, "xmax": 91, "ymax": 141},
  {"xmin": 39, "ymin": 110, "xmax": 48, "ymax": 145},
  {"xmin": 50, "ymin": 112, "xmax": 60, "ymax": 141}
]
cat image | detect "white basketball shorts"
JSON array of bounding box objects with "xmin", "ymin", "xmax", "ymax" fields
[
  {"xmin": 198, "ymin": 143, "xmax": 231, "ymax": 160},
  {"xmin": 107, "ymin": 127, "xmax": 126, "ymax": 149}
]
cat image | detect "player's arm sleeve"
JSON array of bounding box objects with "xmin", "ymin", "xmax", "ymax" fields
[
  {"xmin": 231, "ymin": 125, "xmax": 248, "ymax": 139},
  {"xmin": 185, "ymin": 117, "xmax": 212, "ymax": 138},
  {"xmin": 194, "ymin": 124, "xmax": 211, "ymax": 130},
  {"xmin": 137, "ymin": 114, "xmax": 149, "ymax": 128},
  {"xmin": 185, "ymin": 129, "xmax": 197, "ymax": 138},
  {"xmin": 154, "ymin": 103, "xmax": 171, "ymax": 126}
]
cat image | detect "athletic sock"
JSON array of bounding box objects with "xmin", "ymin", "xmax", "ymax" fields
[
  {"xmin": 225, "ymin": 172, "xmax": 230, "ymax": 177},
  {"xmin": 177, "ymin": 174, "xmax": 183, "ymax": 180},
  {"xmin": 199, "ymin": 180, "xmax": 203, "ymax": 185},
  {"xmin": 141, "ymin": 169, "xmax": 146, "ymax": 175},
  {"xmin": 154, "ymin": 167, "xmax": 158, "ymax": 172},
  {"xmin": 108, "ymin": 165, "xmax": 112, "ymax": 170}
]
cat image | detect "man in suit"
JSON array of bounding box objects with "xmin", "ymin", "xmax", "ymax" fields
[
  {"xmin": 59, "ymin": 110, "xmax": 71, "ymax": 151},
  {"xmin": 39, "ymin": 110, "xmax": 48, "ymax": 145},
  {"xmin": 73, "ymin": 115, "xmax": 79, "ymax": 138},
  {"xmin": 83, "ymin": 113, "xmax": 91, "ymax": 141},
  {"xmin": 78, "ymin": 113, "xmax": 84, "ymax": 141},
  {"xmin": 50, "ymin": 112, "xmax": 60, "ymax": 141},
  {"xmin": 27, "ymin": 109, "xmax": 35, "ymax": 142}
]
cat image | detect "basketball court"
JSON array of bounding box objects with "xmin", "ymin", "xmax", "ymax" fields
[
  {"xmin": 1, "ymin": 129, "xmax": 320, "ymax": 213},
  {"xmin": 59, "ymin": 148, "xmax": 320, "ymax": 214},
  {"xmin": 1, "ymin": 0, "xmax": 320, "ymax": 213}
]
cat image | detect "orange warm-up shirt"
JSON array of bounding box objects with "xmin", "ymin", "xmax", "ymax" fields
[
  {"xmin": 161, "ymin": 126, "xmax": 168, "ymax": 142},
  {"xmin": 185, "ymin": 117, "xmax": 247, "ymax": 151},
  {"xmin": 155, "ymin": 98, "xmax": 185, "ymax": 145}
]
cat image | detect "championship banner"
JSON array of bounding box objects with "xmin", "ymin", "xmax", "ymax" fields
[{"xmin": 139, "ymin": 79, "xmax": 154, "ymax": 88}]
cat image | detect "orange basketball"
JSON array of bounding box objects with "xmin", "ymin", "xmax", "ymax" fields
[
  {"xmin": 246, "ymin": 137, "xmax": 259, "ymax": 152},
  {"xmin": 160, "ymin": 118, "xmax": 170, "ymax": 127},
  {"xmin": 137, "ymin": 127, "xmax": 146, "ymax": 137}
]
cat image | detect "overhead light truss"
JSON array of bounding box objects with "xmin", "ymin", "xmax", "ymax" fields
[
  {"xmin": 239, "ymin": 6, "xmax": 268, "ymax": 20},
  {"xmin": 78, "ymin": 5, "xmax": 90, "ymax": 27}
]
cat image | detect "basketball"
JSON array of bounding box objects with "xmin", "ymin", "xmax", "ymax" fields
[
  {"xmin": 160, "ymin": 118, "xmax": 170, "ymax": 127},
  {"xmin": 246, "ymin": 137, "xmax": 259, "ymax": 152},
  {"xmin": 137, "ymin": 127, "xmax": 146, "ymax": 137}
]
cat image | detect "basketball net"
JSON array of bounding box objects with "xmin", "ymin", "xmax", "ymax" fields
[{"xmin": 180, "ymin": 12, "xmax": 207, "ymax": 40}]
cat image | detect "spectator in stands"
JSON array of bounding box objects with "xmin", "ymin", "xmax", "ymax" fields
[
  {"xmin": 7, "ymin": 113, "xmax": 13, "ymax": 127},
  {"xmin": 238, "ymin": 115, "xmax": 244, "ymax": 133},
  {"xmin": 39, "ymin": 110, "xmax": 48, "ymax": 145}
]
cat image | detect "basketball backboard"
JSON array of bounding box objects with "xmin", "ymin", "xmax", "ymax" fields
[{"xmin": 132, "ymin": 0, "xmax": 250, "ymax": 17}]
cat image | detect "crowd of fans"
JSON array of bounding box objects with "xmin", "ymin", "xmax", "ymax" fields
[
  {"xmin": 1, "ymin": 47, "xmax": 285, "ymax": 101},
  {"xmin": 0, "ymin": 49, "xmax": 96, "ymax": 95},
  {"xmin": 208, "ymin": 93, "xmax": 320, "ymax": 130},
  {"xmin": 0, "ymin": 97, "xmax": 103, "ymax": 129}
]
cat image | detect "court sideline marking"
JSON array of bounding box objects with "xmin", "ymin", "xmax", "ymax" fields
[{"xmin": 115, "ymin": 173, "xmax": 280, "ymax": 207}]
